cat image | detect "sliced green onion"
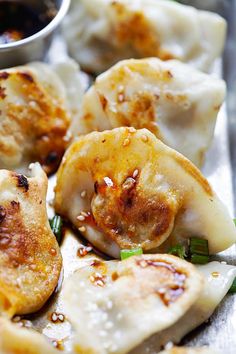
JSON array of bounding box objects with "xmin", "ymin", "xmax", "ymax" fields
[
  {"xmin": 50, "ymin": 215, "xmax": 63, "ymax": 244},
  {"xmin": 120, "ymin": 248, "xmax": 143, "ymax": 260},
  {"xmin": 168, "ymin": 244, "xmax": 186, "ymax": 259},
  {"xmin": 233, "ymin": 218, "xmax": 236, "ymax": 226},
  {"xmin": 228, "ymin": 277, "xmax": 236, "ymax": 294},
  {"xmin": 190, "ymin": 254, "xmax": 209, "ymax": 265},
  {"xmin": 190, "ymin": 237, "xmax": 209, "ymax": 256}
]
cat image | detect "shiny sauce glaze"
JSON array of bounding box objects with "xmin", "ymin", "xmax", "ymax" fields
[
  {"xmin": 137, "ymin": 259, "xmax": 186, "ymax": 306},
  {"xmin": 0, "ymin": 1, "xmax": 55, "ymax": 44}
]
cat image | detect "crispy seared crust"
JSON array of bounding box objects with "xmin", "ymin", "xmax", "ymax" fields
[
  {"xmin": 78, "ymin": 58, "xmax": 225, "ymax": 167},
  {"xmin": 0, "ymin": 164, "xmax": 62, "ymax": 316},
  {"xmin": 0, "ymin": 66, "xmax": 70, "ymax": 175},
  {"xmin": 54, "ymin": 127, "xmax": 236, "ymax": 257}
]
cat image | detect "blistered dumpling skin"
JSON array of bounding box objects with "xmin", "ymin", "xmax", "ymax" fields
[
  {"xmin": 159, "ymin": 348, "xmax": 221, "ymax": 354},
  {"xmin": 63, "ymin": 0, "xmax": 226, "ymax": 73},
  {"xmin": 62, "ymin": 254, "xmax": 203, "ymax": 354},
  {"xmin": 76, "ymin": 58, "xmax": 225, "ymax": 167},
  {"xmin": 0, "ymin": 163, "xmax": 62, "ymax": 317},
  {"xmin": 133, "ymin": 262, "xmax": 236, "ymax": 353},
  {"xmin": 0, "ymin": 60, "xmax": 82, "ymax": 175},
  {"xmin": 0, "ymin": 318, "xmax": 58, "ymax": 354},
  {"xmin": 54, "ymin": 128, "xmax": 236, "ymax": 258}
]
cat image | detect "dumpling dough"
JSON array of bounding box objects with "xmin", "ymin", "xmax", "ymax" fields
[
  {"xmin": 62, "ymin": 254, "xmax": 203, "ymax": 354},
  {"xmin": 159, "ymin": 347, "xmax": 221, "ymax": 354},
  {"xmin": 0, "ymin": 163, "xmax": 62, "ymax": 317},
  {"xmin": 0, "ymin": 318, "xmax": 58, "ymax": 354},
  {"xmin": 0, "ymin": 59, "xmax": 83, "ymax": 175},
  {"xmin": 75, "ymin": 58, "xmax": 226, "ymax": 167},
  {"xmin": 54, "ymin": 127, "xmax": 236, "ymax": 258},
  {"xmin": 63, "ymin": 0, "xmax": 226, "ymax": 73},
  {"xmin": 132, "ymin": 261, "xmax": 236, "ymax": 353}
]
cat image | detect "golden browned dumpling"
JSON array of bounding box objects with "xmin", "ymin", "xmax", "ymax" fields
[
  {"xmin": 63, "ymin": 0, "xmax": 226, "ymax": 73},
  {"xmin": 75, "ymin": 58, "xmax": 226, "ymax": 167},
  {"xmin": 62, "ymin": 254, "xmax": 203, "ymax": 354},
  {"xmin": 54, "ymin": 128, "xmax": 236, "ymax": 258},
  {"xmin": 0, "ymin": 163, "xmax": 62, "ymax": 317},
  {"xmin": 0, "ymin": 60, "xmax": 82, "ymax": 175}
]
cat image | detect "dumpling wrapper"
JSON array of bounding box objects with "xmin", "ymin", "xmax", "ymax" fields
[
  {"xmin": 63, "ymin": 0, "xmax": 226, "ymax": 73},
  {"xmin": 75, "ymin": 58, "xmax": 226, "ymax": 167},
  {"xmin": 0, "ymin": 163, "xmax": 62, "ymax": 317},
  {"xmin": 159, "ymin": 347, "xmax": 221, "ymax": 354},
  {"xmin": 0, "ymin": 318, "xmax": 58, "ymax": 354},
  {"xmin": 0, "ymin": 59, "xmax": 83, "ymax": 175},
  {"xmin": 132, "ymin": 261, "xmax": 236, "ymax": 353},
  {"xmin": 54, "ymin": 127, "xmax": 236, "ymax": 258},
  {"xmin": 62, "ymin": 254, "xmax": 203, "ymax": 354}
]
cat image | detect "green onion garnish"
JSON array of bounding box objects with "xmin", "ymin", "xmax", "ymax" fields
[
  {"xmin": 228, "ymin": 277, "xmax": 236, "ymax": 294},
  {"xmin": 50, "ymin": 215, "xmax": 63, "ymax": 244},
  {"xmin": 120, "ymin": 248, "xmax": 143, "ymax": 260},
  {"xmin": 190, "ymin": 237, "xmax": 209, "ymax": 256},
  {"xmin": 190, "ymin": 254, "xmax": 209, "ymax": 265},
  {"xmin": 233, "ymin": 219, "xmax": 236, "ymax": 226},
  {"xmin": 168, "ymin": 245, "xmax": 186, "ymax": 259}
]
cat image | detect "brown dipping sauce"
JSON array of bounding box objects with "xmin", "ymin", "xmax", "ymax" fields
[{"xmin": 0, "ymin": 1, "xmax": 55, "ymax": 44}]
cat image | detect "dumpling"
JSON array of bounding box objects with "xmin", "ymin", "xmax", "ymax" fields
[
  {"xmin": 62, "ymin": 0, "xmax": 226, "ymax": 73},
  {"xmin": 0, "ymin": 59, "xmax": 83, "ymax": 175},
  {"xmin": 75, "ymin": 58, "xmax": 226, "ymax": 167},
  {"xmin": 159, "ymin": 347, "xmax": 221, "ymax": 354},
  {"xmin": 62, "ymin": 254, "xmax": 203, "ymax": 354},
  {"xmin": 0, "ymin": 318, "xmax": 58, "ymax": 354},
  {"xmin": 132, "ymin": 261, "xmax": 236, "ymax": 353},
  {"xmin": 0, "ymin": 163, "xmax": 62, "ymax": 317},
  {"xmin": 54, "ymin": 127, "xmax": 236, "ymax": 258}
]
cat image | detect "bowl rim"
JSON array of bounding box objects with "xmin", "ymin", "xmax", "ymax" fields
[{"xmin": 0, "ymin": 0, "xmax": 71, "ymax": 51}]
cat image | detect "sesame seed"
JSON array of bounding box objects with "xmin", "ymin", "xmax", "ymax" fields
[
  {"xmin": 96, "ymin": 280, "xmax": 105, "ymax": 287},
  {"xmin": 58, "ymin": 314, "xmax": 65, "ymax": 322},
  {"xmin": 118, "ymin": 85, "xmax": 124, "ymax": 93},
  {"xmin": 90, "ymin": 275, "xmax": 95, "ymax": 282},
  {"xmin": 51, "ymin": 313, "xmax": 58, "ymax": 322},
  {"xmin": 211, "ymin": 271, "xmax": 220, "ymax": 278},
  {"xmin": 13, "ymin": 316, "xmax": 21, "ymax": 323},
  {"xmin": 81, "ymin": 211, "xmax": 88, "ymax": 217},
  {"xmin": 81, "ymin": 190, "xmax": 87, "ymax": 198},
  {"xmin": 141, "ymin": 134, "xmax": 148, "ymax": 142},
  {"xmin": 128, "ymin": 127, "xmax": 136, "ymax": 133},
  {"xmin": 50, "ymin": 248, "xmax": 57, "ymax": 256},
  {"xmin": 123, "ymin": 138, "xmax": 130, "ymax": 147},
  {"xmin": 132, "ymin": 169, "xmax": 139, "ymax": 178},
  {"xmin": 165, "ymin": 341, "xmax": 174, "ymax": 350},
  {"xmin": 79, "ymin": 226, "xmax": 86, "ymax": 233},
  {"xmin": 77, "ymin": 215, "xmax": 85, "ymax": 221}
]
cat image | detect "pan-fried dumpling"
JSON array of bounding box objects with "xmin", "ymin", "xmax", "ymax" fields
[
  {"xmin": 0, "ymin": 59, "xmax": 83, "ymax": 175},
  {"xmin": 63, "ymin": 0, "xmax": 226, "ymax": 73},
  {"xmin": 54, "ymin": 128, "xmax": 236, "ymax": 258},
  {"xmin": 159, "ymin": 348, "xmax": 221, "ymax": 354},
  {"xmin": 0, "ymin": 318, "xmax": 58, "ymax": 354},
  {"xmin": 62, "ymin": 254, "xmax": 203, "ymax": 354},
  {"xmin": 75, "ymin": 58, "xmax": 226, "ymax": 167},
  {"xmin": 0, "ymin": 163, "xmax": 62, "ymax": 317},
  {"xmin": 133, "ymin": 261, "xmax": 236, "ymax": 353}
]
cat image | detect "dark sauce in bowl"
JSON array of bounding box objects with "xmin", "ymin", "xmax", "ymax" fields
[{"xmin": 0, "ymin": 1, "xmax": 55, "ymax": 44}]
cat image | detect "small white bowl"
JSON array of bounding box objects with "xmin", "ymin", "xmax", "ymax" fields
[{"xmin": 0, "ymin": 0, "xmax": 70, "ymax": 69}]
